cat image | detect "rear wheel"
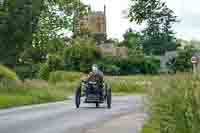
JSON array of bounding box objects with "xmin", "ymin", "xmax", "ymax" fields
[
  {"xmin": 75, "ymin": 87, "xmax": 81, "ymax": 108},
  {"xmin": 107, "ymin": 88, "xmax": 112, "ymax": 109}
]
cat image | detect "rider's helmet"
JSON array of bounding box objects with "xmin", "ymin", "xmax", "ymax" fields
[{"xmin": 92, "ymin": 64, "xmax": 98, "ymax": 73}]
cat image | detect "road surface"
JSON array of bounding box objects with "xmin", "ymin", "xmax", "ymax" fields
[{"xmin": 0, "ymin": 96, "xmax": 146, "ymax": 133}]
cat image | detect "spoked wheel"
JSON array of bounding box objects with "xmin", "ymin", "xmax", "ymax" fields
[
  {"xmin": 75, "ymin": 87, "xmax": 81, "ymax": 108},
  {"xmin": 106, "ymin": 88, "xmax": 112, "ymax": 109}
]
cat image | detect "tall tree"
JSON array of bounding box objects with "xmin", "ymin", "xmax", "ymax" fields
[
  {"xmin": 121, "ymin": 28, "xmax": 141, "ymax": 49},
  {"xmin": 21, "ymin": 0, "xmax": 89, "ymax": 64},
  {"xmin": 129, "ymin": 0, "xmax": 179, "ymax": 55},
  {"xmin": 0, "ymin": 0, "xmax": 42, "ymax": 68}
]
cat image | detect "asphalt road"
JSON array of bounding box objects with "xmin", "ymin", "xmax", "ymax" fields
[{"xmin": 0, "ymin": 96, "xmax": 144, "ymax": 133}]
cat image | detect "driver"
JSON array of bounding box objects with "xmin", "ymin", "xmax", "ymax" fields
[
  {"xmin": 87, "ymin": 64, "xmax": 104, "ymax": 83},
  {"xmin": 85, "ymin": 64, "xmax": 104, "ymax": 99}
]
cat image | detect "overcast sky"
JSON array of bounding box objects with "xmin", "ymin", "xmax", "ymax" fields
[{"xmin": 82, "ymin": 0, "xmax": 200, "ymax": 41}]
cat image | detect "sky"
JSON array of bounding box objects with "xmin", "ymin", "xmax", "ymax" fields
[{"xmin": 82, "ymin": 0, "xmax": 200, "ymax": 41}]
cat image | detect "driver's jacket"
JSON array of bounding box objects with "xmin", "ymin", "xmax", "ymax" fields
[{"xmin": 87, "ymin": 70, "xmax": 104, "ymax": 85}]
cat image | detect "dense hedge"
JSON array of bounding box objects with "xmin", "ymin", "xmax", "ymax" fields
[
  {"xmin": 97, "ymin": 56, "xmax": 160, "ymax": 75},
  {"xmin": 63, "ymin": 41, "xmax": 160, "ymax": 75}
]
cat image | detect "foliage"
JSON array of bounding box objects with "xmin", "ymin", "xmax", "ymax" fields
[
  {"xmin": 0, "ymin": 0, "xmax": 42, "ymax": 67},
  {"xmin": 97, "ymin": 62, "xmax": 121, "ymax": 75},
  {"xmin": 64, "ymin": 37, "xmax": 101, "ymax": 72},
  {"xmin": 167, "ymin": 45, "xmax": 199, "ymax": 72},
  {"xmin": 21, "ymin": 38, "xmax": 66, "ymax": 65},
  {"xmin": 129, "ymin": 0, "xmax": 179, "ymax": 55},
  {"xmin": 47, "ymin": 54, "xmax": 64, "ymax": 71},
  {"xmin": 38, "ymin": 63, "xmax": 50, "ymax": 80},
  {"xmin": 146, "ymin": 74, "xmax": 200, "ymax": 133},
  {"xmin": 15, "ymin": 64, "xmax": 40, "ymax": 80},
  {"xmin": 97, "ymin": 55, "xmax": 160, "ymax": 75},
  {"xmin": 46, "ymin": 38, "xmax": 66, "ymax": 55},
  {"xmin": 49, "ymin": 71, "xmax": 83, "ymax": 83},
  {"xmin": 0, "ymin": 0, "xmax": 88, "ymax": 68},
  {"xmin": 120, "ymin": 28, "xmax": 141, "ymax": 49},
  {"xmin": 0, "ymin": 65, "xmax": 17, "ymax": 80}
]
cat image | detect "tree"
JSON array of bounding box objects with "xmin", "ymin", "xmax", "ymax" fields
[
  {"xmin": 64, "ymin": 37, "xmax": 101, "ymax": 72},
  {"xmin": 22, "ymin": 0, "xmax": 89, "ymax": 64},
  {"xmin": 129, "ymin": 0, "xmax": 179, "ymax": 55},
  {"xmin": 120, "ymin": 28, "xmax": 141, "ymax": 49},
  {"xmin": 0, "ymin": 0, "xmax": 43, "ymax": 68},
  {"xmin": 168, "ymin": 45, "xmax": 199, "ymax": 72}
]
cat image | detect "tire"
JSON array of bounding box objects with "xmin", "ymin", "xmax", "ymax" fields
[
  {"xmin": 96, "ymin": 102, "xmax": 99, "ymax": 108},
  {"xmin": 107, "ymin": 88, "xmax": 112, "ymax": 109},
  {"xmin": 75, "ymin": 87, "xmax": 81, "ymax": 108}
]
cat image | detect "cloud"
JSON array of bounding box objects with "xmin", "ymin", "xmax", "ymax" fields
[
  {"xmin": 176, "ymin": 12, "xmax": 200, "ymax": 32},
  {"xmin": 82, "ymin": 0, "xmax": 200, "ymax": 40}
]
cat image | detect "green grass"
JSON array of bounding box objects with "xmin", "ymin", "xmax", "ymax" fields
[
  {"xmin": 0, "ymin": 72, "xmax": 156, "ymax": 109},
  {"xmin": 105, "ymin": 75, "xmax": 159, "ymax": 94},
  {"xmin": 49, "ymin": 71, "xmax": 83, "ymax": 83},
  {"xmin": 0, "ymin": 79, "xmax": 76, "ymax": 109},
  {"xmin": 0, "ymin": 64, "xmax": 18, "ymax": 80},
  {"xmin": 141, "ymin": 73, "xmax": 200, "ymax": 133},
  {"xmin": 141, "ymin": 121, "xmax": 158, "ymax": 133}
]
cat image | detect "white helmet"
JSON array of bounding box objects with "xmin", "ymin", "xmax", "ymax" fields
[{"xmin": 92, "ymin": 64, "xmax": 98, "ymax": 73}]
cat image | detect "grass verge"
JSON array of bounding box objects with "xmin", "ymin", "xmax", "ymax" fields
[
  {"xmin": 141, "ymin": 73, "xmax": 200, "ymax": 133},
  {"xmin": 0, "ymin": 79, "xmax": 78, "ymax": 109},
  {"xmin": 0, "ymin": 72, "xmax": 155, "ymax": 109}
]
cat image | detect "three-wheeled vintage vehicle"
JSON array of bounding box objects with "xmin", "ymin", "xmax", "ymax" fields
[{"xmin": 75, "ymin": 80, "xmax": 112, "ymax": 108}]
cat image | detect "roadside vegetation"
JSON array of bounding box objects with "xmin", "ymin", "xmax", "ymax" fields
[
  {"xmin": 141, "ymin": 74, "xmax": 200, "ymax": 133},
  {"xmin": 1, "ymin": 2, "xmax": 200, "ymax": 133},
  {"xmin": 0, "ymin": 80, "xmax": 69, "ymax": 109},
  {"xmin": 0, "ymin": 65, "xmax": 152, "ymax": 109}
]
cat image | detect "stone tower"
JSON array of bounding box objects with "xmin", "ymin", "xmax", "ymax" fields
[{"xmin": 79, "ymin": 5, "xmax": 107, "ymax": 43}]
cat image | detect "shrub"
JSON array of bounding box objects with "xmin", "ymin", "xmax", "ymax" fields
[
  {"xmin": 97, "ymin": 60, "xmax": 121, "ymax": 75},
  {"xmin": 167, "ymin": 45, "xmax": 199, "ymax": 72},
  {"xmin": 64, "ymin": 37, "xmax": 101, "ymax": 72},
  {"xmin": 143, "ymin": 56, "xmax": 160, "ymax": 74},
  {"xmin": 15, "ymin": 64, "xmax": 40, "ymax": 80},
  {"xmin": 49, "ymin": 71, "xmax": 83, "ymax": 83},
  {"xmin": 97, "ymin": 55, "xmax": 160, "ymax": 75},
  {"xmin": 38, "ymin": 64, "xmax": 50, "ymax": 80},
  {"xmin": 0, "ymin": 65, "xmax": 17, "ymax": 80},
  {"xmin": 47, "ymin": 54, "xmax": 64, "ymax": 71}
]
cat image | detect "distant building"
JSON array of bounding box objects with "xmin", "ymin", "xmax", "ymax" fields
[
  {"xmin": 79, "ymin": 6, "xmax": 107, "ymax": 43},
  {"xmin": 99, "ymin": 43, "xmax": 128, "ymax": 58}
]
